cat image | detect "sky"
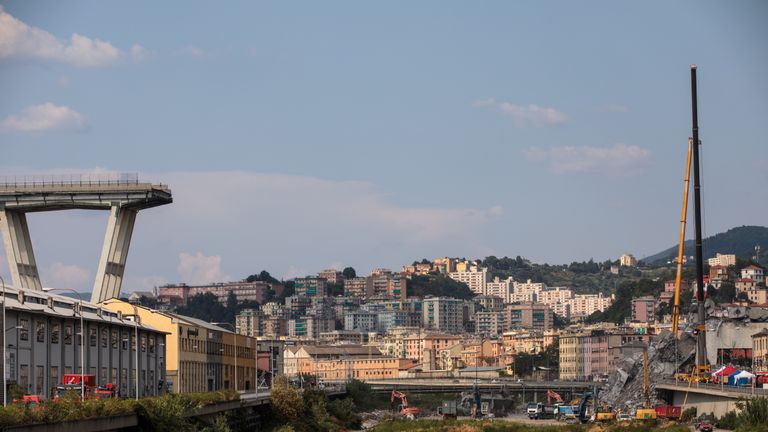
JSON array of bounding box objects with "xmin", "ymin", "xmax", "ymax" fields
[{"xmin": 1, "ymin": 1, "xmax": 767, "ymax": 293}]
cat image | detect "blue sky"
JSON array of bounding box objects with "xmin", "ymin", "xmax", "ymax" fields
[{"xmin": 1, "ymin": 1, "xmax": 766, "ymax": 293}]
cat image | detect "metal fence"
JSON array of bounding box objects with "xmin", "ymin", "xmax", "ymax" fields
[
  {"xmin": 660, "ymin": 378, "xmax": 768, "ymax": 397},
  {"xmin": 0, "ymin": 173, "xmax": 140, "ymax": 187}
]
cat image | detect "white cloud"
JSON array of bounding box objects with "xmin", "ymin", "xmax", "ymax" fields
[
  {"xmin": 42, "ymin": 262, "xmax": 90, "ymax": 290},
  {"xmin": 177, "ymin": 252, "xmax": 227, "ymax": 285},
  {"xmin": 525, "ymin": 143, "xmax": 650, "ymax": 175},
  {"xmin": 123, "ymin": 275, "xmax": 168, "ymax": 293},
  {"xmin": 0, "ymin": 6, "xmax": 122, "ymax": 67},
  {"xmin": 130, "ymin": 44, "xmax": 148, "ymax": 63},
  {"xmin": 1, "ymin": 103, "xmax": 87, "ymax": 133},
  {"xmin": 474, "ymin": 98, "xmax": 568, "ymax": 126},
  {"xmin": 283, "ymin": 265, "xmax": 308, "ymax": 280}
]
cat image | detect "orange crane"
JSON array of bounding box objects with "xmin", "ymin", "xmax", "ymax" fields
[
  {"xmin": 547, "ymin": 389, "xmax": 563, "ymax": 405},
  {"xmin": 391, "ymin": 390, "xmax": 421, "ymax": 419},
  {"xmin": 671, "ymin": 138, "xmax": 693, "ymax": 338}
]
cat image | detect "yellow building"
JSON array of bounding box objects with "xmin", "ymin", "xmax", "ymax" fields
[
  {"xmin": 102, "ymin": 300, "xmax": 262, "ymax": 393},
  {"xmin": 286, "ymin": 345, "xmax": 413, "ymax": 381},
  {"xmin": 753, "ymin": 328, "xmax": 768, "ymax": 373}
]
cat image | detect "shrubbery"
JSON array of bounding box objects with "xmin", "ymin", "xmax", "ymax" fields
[{"xmin": 0, "ymin": 389, "xmax": 239, "ymax": 431}]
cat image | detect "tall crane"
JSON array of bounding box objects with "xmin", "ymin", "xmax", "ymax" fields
[{"xmin": 671, "ymin": 138, "xmax": 693, "ymax": 337}]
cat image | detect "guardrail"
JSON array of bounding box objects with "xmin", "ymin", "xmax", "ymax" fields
[
  {"xmin": 0, "ymin": 173, "xmax": 140, "ymax": 187},
  {"xmin": 658, "ymin": 379, "xmax": 768, "ymax": 397}
]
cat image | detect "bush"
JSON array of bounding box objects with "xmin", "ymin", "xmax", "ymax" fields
[
  {"xmin": 737, "ymin": 396, "xmax": 768, "ymax": 428},
  {"xmin": 715, "ymin": 410, "xmax": 740, "ymax": 430},
  {"xmin": 681, "ymin": 406, "xmax": 698, "ymax": 422}
]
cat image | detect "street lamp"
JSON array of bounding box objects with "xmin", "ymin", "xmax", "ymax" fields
[
  {"xmin": 43, "ymin": 287, "xmax": 85, "ymax": 401},
  {"xmin": 103, "ymin": 299, "xmax": 140, "ymax": 400}
]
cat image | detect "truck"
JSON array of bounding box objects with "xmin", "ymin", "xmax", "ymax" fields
[
  {"xmin": 527, "ymin": 402, "xmax": 557, "ymax": 419},
  {"xmin": 55, "ymin": 374, "xmax": 116, "ymax": 400},
  {"xmin": 437, "ymin": 400, "xmax": 457, "ymax": 420},
  {"xmin": 557, "ymin": 404, "xmax": 579, "ymax": 421},
  {"xmin": 655, "ymin": 405, "xmax": 682, "ymax": 420}
]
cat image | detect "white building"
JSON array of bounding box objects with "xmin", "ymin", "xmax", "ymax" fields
[
  {"xmin": 708, "ymin": 253, "xmax": 737, "ymax": 267},
  {"xmin": 475, "ymin": 311, "xmax": 506, "ymax": 336},
  {"xmin": 448, "ymin": 268, "xmax": 489, "ymax": 295},
  {"xmin": 486, "ymin": 276, "xmax": 513, "ymax": 300},
  {"xmin": 741, "ymin": 265, "xmax": 765, "ymax": 286},
  {"xmin": 568, "ymin": 293, "xmax": 613, "ymax": 319}
]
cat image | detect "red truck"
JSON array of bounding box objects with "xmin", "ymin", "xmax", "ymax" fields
[
  {"xmin": 655, "ymin": 405, "xmax": 682, "ymax": 420},
  {"xmin": 55, "ymin": 374, "xmax": 116, "ymax": 399}
]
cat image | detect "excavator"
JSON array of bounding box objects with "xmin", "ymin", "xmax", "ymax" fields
[
  {"xmin": 546, "ymin": 389, "xmax": 563, "ymax": 405},
  {"xmin": 391, "ymin": 390, "xmax": 421, "ymax": 419}
]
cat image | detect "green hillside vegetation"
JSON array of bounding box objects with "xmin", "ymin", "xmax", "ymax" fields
[
  {"xmin": 406, "ymin": 274, "xmax": 475, "ymax": 299},
  {"xmin": 644, "ymin": 225, "xmax": 768, "ymax": 266}
]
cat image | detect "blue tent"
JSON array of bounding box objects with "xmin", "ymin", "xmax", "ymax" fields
[{"xmin": 727, "ymin": 370, "xmax": 751, "ymax": 386}]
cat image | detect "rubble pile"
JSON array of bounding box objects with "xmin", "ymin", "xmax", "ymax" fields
[{"xmin": 602, "ymin": 330, "xmax": 696, "ymax": 412}]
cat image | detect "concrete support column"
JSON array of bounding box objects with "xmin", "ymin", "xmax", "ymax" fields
[
  {"xmin": 0, "ymin": 209, "xmax": 42, "ymax": 291},
  {"xmin": 91, "ymin": 206, "xmax": 137, "ymax": 303}
]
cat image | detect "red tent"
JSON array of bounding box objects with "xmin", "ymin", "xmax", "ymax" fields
[{"xmin": 712, "ymin": 365, "xmax": 737, "ymax": 383}]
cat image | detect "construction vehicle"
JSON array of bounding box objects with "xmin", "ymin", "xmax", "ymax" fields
[
  {"xmin": 546, "ymin": 389, "xmax": 563, "ymax": 405},
  {"xmin": 55, "ymin": 374, "xmax": 116, "ymax": 400},
  {"xmin": 556, "ymin": 404, "xmax": 580, "ymax": 422},
  {"xmin": 636, "ymin": 346, "xmax": 658, "ymax": 421},
  {"xmin": 576, "ymin": 386, "xmax": 600, "ymax": 423},
  {"xmin": 390, "ymin": 390, "xmax": 421, "ymax": 419},
  {"xmin": 527, "ymin": 402, "xmax": 557, "ymax": 420},
  {"xmin": 437, "ymin": 400, "xmax": 457, "ymax": 420}
]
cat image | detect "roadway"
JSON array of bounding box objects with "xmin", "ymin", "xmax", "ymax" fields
[{"xmin": 364, "ymin": 378, "xmax": 593, "ymax": 394}]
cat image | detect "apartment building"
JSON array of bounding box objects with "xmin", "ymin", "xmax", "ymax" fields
[
  {"xmin": 631, "ymin": 296, "xmax": 657, "ymax": 323},
  {"xmin": 708, "ymin": 253, "xmax": 736, "ymax": 267},
  {"xmin": 559, "ymin": 329, "xmax": 646, "ymax": 381},
  {"xmin": 403, "ymin": 332, "xmax": 462, "ymax": 365},
  {"xmin": 294, "ymin": 277, "xmax": 328, "ymax": 298},
  {"xmin": 568, "ymin": 293, "xmax": 613, "ymax": 320},
  {"xmin": 318, "ymin": 269, "xmax": 344, "ymax": 284},
  {"xmin": 235, "ymin": 308, "xmax": 262, "ymax": 337},
  {"xmin": 474, "ymin": 311, "xmax": 506, "ymax": 336},
  {"xmin": 433, "ymin": 257, "xmax": 456, "ymax": 274},
  {"xmin": 485, "ymin": 277, "xmax": 513, "ymax": 300},
  {"xmin": 475, "ymin": 295, "xmax": 504, "ymax": 312},
  {"xmin": 344, "ymin": 277, "xmax": 372, "ymax": 299},
  {"xmin": 286, "ymin": 345, "xmax": 411, "ymax": 381},
  {"xmin": 742, "ymin": 265, "xmax": 765, "ymax": 286},
  {"xmin": 422, "ymin": 297, "xmax": 463, "ymax": 333},
  {"xmin": 448, "ymin": 267, "xmax": 488, "ymax": 295},
  {"xmin": 344, "ymin": 311, "xmax": 378, "ymax": 332},
  {"xmin": 505, "ymin": 303, "xmax": 554, "ymax": 331},
  {"xmin": 157, "ymin": 281, "xmax": 275, "ymax": 306},
  {"xmin": 319, "ymin": 330, "xmax": 367, "ymax": 345}
]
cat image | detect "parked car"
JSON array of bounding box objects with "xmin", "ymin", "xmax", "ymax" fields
[
  {"xmin": 616, "ymin": 413, "xmax": 633, "ymax": 422},
  {"xmin": 695, "ymin": 420, "xmax": 713, "ymax": 432}
]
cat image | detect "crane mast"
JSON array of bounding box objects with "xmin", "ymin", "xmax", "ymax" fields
[{"xmin": 671, "ymin": 138, "xmax": 693, "ymax": 337}]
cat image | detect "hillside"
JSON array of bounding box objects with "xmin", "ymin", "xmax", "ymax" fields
[{"xmin": 643, "ymin": 225, "xmax": 768, "ymax": 266}]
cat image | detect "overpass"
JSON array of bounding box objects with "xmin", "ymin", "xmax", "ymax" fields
[
  {"xmin": 656, "ymin": 379, "xmax": 768, "ymax": 417},
  {"xmin": 0, "ymin": 173, "xmax": 172, "ymax": 302}
]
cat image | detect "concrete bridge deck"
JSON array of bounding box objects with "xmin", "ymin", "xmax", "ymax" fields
[{"xmin": 365, "ymin": 378, "xmax": 593, "ymax": 394}]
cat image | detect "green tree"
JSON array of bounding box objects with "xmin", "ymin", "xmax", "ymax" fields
[
  {"xmin": 342, "ymin": 267, "xmax": 356, "ymax": 279},
  {"xmin": 271, "ymin": 375, "xmax": 304, "ymax": 424}
]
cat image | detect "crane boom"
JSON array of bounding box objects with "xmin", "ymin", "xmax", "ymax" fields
[{"xmin": 671, "ymin": 138, "xmax": 693, "ymax": 337}]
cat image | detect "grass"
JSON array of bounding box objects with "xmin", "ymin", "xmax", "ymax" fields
[{"xmin": 370, "ymin": 419, "xmax": 692, "ymax": 432}]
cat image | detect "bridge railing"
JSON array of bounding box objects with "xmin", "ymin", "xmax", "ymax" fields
[
  {"xmin": 0, "ymin": 173, "xmax": 140, "ymax": 187},
  {"xmin": 659, "ymin": 378, "xmax": 768, "ymax": 397}
]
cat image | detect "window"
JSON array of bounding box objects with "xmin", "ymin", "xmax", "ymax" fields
[
  {"xmin": 50, "ymin": 367, "xmax": 59, "ymax": 396},
  {"xmin": 101, "ymin": 328, "xmax": 108, "ymax": 347},
  {"xmin": 149, "ymin": 337, "xmax": 156, "ymax": 354},
  {"xmin": 64, "ymin": 366, "xmax": 72, "ymax": 375},
  {"xmin": 112, "ymin": 330, "xmax": 118, "ymax": 349},
  {"xmin": 19, "ymin": 365, "xmax": 29, "ymax": 391},
  {"xmin": 19, "ymin": 319, "xmax": 29, "ymax": 341},
  {"xmin": 141, "ymin": 334, "xmax": 146, "ymax": 352},
  {"xmin": 51, "ymin": 323, "xmax": 60, "ymax": 344},
  {"xmin": 112, "ymin": 368, "xmax": 117, "ymax": 386},
  {"xmin": 64, "ymin": 325, "xmax": 73, "ymax": 345},
  {"xmin": 36, "ymin": 321, "xmax": 45, "ymax": 342},
  {"xmin": 35, "ymin": 366, "xmax": 44, "ymax": 395},
  {"xmin": 89, "ymin": 328, "xmax": 97, "ymax": 347},
  {"xmin": 131, "ymin": 333, "xmax": 136, "ymax": 351},
  {"xmin": 122, "ymin": 332, "xmax": 128, "ymax": 350},
  {"xmin": 101, "ymin": 367, "xmax": 107, "ymax": 385}
]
